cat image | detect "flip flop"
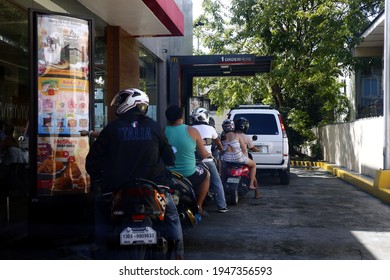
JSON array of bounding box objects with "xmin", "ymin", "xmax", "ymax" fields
[
  {"xmin": 199, "ymin": 209, "xmax": 209, "ymax": 217},
  {"xmin": 254, "ymin": 193, "xmax": 263, "ymax": 199}
]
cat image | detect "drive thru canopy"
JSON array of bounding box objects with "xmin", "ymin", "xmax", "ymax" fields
[{"xmin": 168, "ymin": 54, "xmax": 273, "ymax": 107}]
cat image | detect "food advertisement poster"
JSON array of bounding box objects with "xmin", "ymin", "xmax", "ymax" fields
[
  {"xmin": 32, "ymin": 11, "xmax": 93, "ymax": 195},
  {"xmin": 37, "ymin": 136, "xmax": 90, "ymax": 195}
]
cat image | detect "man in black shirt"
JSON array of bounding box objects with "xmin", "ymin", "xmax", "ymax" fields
[{"xmin": 86, "ymin": 88, "xmax": 183, "ymax": 259}]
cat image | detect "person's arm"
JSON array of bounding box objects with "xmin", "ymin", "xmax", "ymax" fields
[
  {"xmin": 80, "ymin": 130, "xmax": 100, "ymax": 138},
  {"xmin": 211, "ymin": 127, "xmax": 223, "ymax": 152},
  {"xmin": 159, "ymin": 128, "xmax": 176, "ymax": 167},
  {"xmin": 187, "ymin": 126, "xmax": 211, "ymax": 159},
  {"xmin": 213, "ymin": 137, "xmax": 224, "ymax": 152},
  {"xmin": 249, "ymin": 145, "xmax": 259, "ymax": 152},
  {"xmin": 246, "ymin": 135, "xmax": 259, "ymax": 152},
  {"xmin": 238, "ymin": 134, "xmax": 248, "ymax": 156},
  {"xmin": 85, "ymin": 130, "xmax": 107, "ymax": 181}
]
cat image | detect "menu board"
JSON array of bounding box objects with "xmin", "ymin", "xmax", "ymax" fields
[
  {"xmin": 32, "ymin": 11, "xmax": 93, "ymax": 196},
  {"xmin": 36, "ymin": 14, "xmax": 90, "ymax": 136},
  {"xmin": 38, "ymin": 77, "xmax": 89, "ymax": 134}
]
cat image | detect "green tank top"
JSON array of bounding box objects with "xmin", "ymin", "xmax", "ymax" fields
[{"xmin": 165, "ymin": 124, "xmax": 196, "ymax": 177}]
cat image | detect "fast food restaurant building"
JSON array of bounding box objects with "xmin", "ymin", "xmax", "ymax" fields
[{"xmin": 0, "ymin": 0, "xmax": 193, "ymax": 238}]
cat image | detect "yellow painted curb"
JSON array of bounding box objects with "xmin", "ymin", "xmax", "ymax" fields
[
  {"xmin": 374, "ymin": 170, "xmax": 390, "ymax": 204},
  {"xmin": 374, "ymin": 170, "xmax": 390, "ymax": 189},
  {"xmin": 334, "ymin": 168, "xmax": 377, "ymax": 195},
  {"xmin": 291, "ymin": 160, "xmax": 390, "ymax": 205}
]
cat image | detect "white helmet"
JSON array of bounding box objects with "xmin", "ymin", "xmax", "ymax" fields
[
  {"xmin": 110, "ymin": 88, "xmax": 149, "ymax": 115},
  {"xmin": 192, "ymin": 107, "xmax": 210, "ymax": 124}
]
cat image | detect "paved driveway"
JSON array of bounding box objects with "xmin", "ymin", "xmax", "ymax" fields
[{"xmin": 183, "ymin": 167, "xmax": 390, "ymax": 260}]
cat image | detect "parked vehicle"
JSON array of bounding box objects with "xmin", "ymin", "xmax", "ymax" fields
[
  {"xmin": 228, "ymin": 105, "xmax": 290, "ymax": 185},
  {"xmin": 106, "ymin": 178, "xmax": 176, "ymax": 259},
  {"xmin": 221, "ymin": 161, "xmax": 251, "ymax": 205},
  {"xmin": 169, "ymin": 170, "xmax": 201, "ymax": 230}
]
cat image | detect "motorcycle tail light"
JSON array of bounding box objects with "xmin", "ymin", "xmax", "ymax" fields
[
  {"xmin": 231, "ymin": 168, "xmax": 243, "ymax": 176},
  {"xmin": 131, "ymin": 214, "xmax": 145, "ymax": 221},
  {"xmin": 229, "ymin": 166, "xmax": 250, "ymax": 177}
]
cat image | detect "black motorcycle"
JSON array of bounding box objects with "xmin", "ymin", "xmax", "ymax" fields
[
  {"xmin": 169, "ymin": 171, "xmax": 201, "ymax": 230},
  {"xmin": 105, "ymin": 178, "xmax": 177, "ymax": 259}
]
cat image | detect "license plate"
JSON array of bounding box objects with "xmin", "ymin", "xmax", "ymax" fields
[
  {"xmin": 227, "ymin": 177, "xmax": 240, "ymax": 184},
  {"xmin": 120, "ymin": 226, "xmax": 157, "ymax": 245},
  {"xmin": 256, "ymin": 146, "xmax": 268, "ymax": 153}
]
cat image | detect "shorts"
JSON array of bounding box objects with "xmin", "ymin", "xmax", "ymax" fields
[
  {"xmin": 221, "ymin": 151, "xmax": 249, "ymax": 164},
  {"xmin": 187, "ymin": 164, "xmax": 208, "ymax": 189}
]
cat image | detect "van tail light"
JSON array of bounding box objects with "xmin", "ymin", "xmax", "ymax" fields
[{"xmin": 278, "ymin": 114, "xmax": 287, "ymax": 138}]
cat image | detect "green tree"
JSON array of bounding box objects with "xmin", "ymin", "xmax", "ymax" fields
[{"xmin": 194, "ymin": 0, "xmax": 383, "ymax": 156}]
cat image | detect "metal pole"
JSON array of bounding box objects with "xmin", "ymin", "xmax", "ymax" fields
[{"xmin": 384, "ymin": 0, "xmax": 390, "ymax": 169}]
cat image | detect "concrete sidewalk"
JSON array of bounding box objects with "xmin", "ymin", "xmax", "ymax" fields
[{"xmin": 291, "ymin": 160, "xmax": 390, "ymax": 205}]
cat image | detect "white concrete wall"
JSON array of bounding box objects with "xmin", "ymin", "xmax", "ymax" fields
[{"xmin": 313, "ymin": 117, "xmax": 384, "ymax": 178}]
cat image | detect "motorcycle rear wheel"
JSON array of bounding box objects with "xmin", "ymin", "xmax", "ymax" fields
[{"xmin": 228, "ymin": 187, "xmax": 239, "ymax": 205}]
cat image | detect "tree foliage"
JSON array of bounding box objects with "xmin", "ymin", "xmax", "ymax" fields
[{"xmin": 194, "ymin": 0, "xmax": 384, "ymax": 155}]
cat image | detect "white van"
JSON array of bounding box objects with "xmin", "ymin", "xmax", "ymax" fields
[{"xmin": 227, "ymin": 105, "xmax": 290, "ymax": 184}]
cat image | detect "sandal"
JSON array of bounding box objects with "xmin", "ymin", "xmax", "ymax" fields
[
  {"xmin": 199, "ymin": 209, "xmax": 209, "ymax": 217},
  {"xmin": 254, "ymin": 193, "xmax": 263, "ymax": 199}
]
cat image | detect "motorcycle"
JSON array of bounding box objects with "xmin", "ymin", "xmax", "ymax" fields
[
  {"xmin": 105, "ymin": 178, "xmax": 177, "ymax": 259},
  {"xmin": 169, "ymin": 170, "xmax": 201, "ymax": 230},
  {"xmin": 221, "ymin": 161, "xmax": 251, "ymax": 205}
]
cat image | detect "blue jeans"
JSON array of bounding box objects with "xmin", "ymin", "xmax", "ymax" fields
[
  {"xmin": 164, "ymin": 192, "xmax": 184, "ymax": 256},
  {"xmin": 204, "ymin": 160, "xmax": 227, "ymax": 209}
]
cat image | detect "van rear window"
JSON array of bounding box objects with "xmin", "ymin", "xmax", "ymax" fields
[{"xmin": 233, "ymin": 114, "xmax": 279, "ymax": 135}]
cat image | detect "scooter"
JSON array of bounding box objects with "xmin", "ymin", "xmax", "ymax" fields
[
  {"xmin": 169, "ymin": 171, "xmax": 201, "ymax": 230},
  {"xmin": 221, "ymin": 161, "xmax": 251, "ymax": 205},
  {"xmin": 106, "ymin": 178, "xmax": 176, "ymax": 259}
]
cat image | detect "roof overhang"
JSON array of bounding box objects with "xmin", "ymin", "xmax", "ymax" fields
[
  {"xmin": 353, "ymin": 12, "xmax": 384, "ymax": 57},
  {"xmin": 77, "ymin": 0, "xmax": 184, "ymax": 37},
  {"xmin": 175, "ymin": 55, "xmax": 273, "ymax": 77}
]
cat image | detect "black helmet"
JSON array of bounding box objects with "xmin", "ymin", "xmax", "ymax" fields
[
  {"xmin": 222, "ymin": 119, "xmax": 235, "ymax": 133},
  {"xmin": 110, "ymin": 88, "xmax": 149, "ymax": 115},
  {"xmin": 234, "ymin": 117, "xmax": 249, "ymax": 133}
]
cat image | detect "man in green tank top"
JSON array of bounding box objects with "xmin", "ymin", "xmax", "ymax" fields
[{"xmin": 165, "ymin": 105, "xmax": 211, "ymax": 216}]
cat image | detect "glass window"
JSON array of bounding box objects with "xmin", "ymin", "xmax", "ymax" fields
[
  {"xmin": 93, "ymin": 36, "xmax": 106, "ymax": 131},
  {"xmin": 362, "ymin": 77, "xmax": 378, "ymax": 97},
  {"xmin": 233, "ymin": 113, "xmax": 279, "ymax": 135},
  {"xmin": 0, "ymin": 0, "xmax": 29, "ymax": 134},
  {"xmin": 139, "ymin": 48, "xmax": 158, "ymax": 120}
]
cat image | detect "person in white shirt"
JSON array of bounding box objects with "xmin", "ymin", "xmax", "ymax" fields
[{"xmin": 191, "ymin": 108, "xmax": 229, "ymax": 213}]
